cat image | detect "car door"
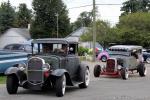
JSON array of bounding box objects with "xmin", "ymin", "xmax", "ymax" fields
[
  {"xmin": 65, "ymin": 54, "xmax": 79, "ymax": 79},
  {"xmin": 128, "ymin": 56, "xmax": 138, "ymax": 69}
]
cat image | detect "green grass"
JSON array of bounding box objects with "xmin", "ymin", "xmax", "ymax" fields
[
  {"xmin": 79, "ymin": 55, "xmax": 93, "ymax": 61},
  {"xmin": 0, "ymin": 76, "xmax": 6, "ymax": 84}
]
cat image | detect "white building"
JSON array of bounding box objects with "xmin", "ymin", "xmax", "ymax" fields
[
  {"xmin": 65, "ymin": 27, "xmax": 102, "ymax": 49},
  {"xmin": 0, "ymin": 28, "xmax": 31, "ymax": 49},
  {"xmin": 65, "ymin": 27, "xmax": 88, "ymax": 42}
]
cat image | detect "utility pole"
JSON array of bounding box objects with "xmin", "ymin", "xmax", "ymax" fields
[
  {"xmin": 93, "ymin": 0, "xmax": 96, "ymax": 62},
  {"xmin": 56, "ymin": 13, "xmax": 59, "ymax": 38}
]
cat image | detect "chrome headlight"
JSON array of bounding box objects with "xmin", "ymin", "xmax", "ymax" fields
[
  {"xmin": 118, "ymin": 65, "xmax": 122, "ymax": 70},
  {"xmin": 43, "ymin": 63, "xmax": 50, "ymax": 71},
  {"xmin": 18, "ymin": 63, "xmax": 26, "ymax": 71}
]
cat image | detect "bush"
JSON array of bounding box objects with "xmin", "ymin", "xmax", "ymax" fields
[{"xmin": 78, "ymin": 46, "xmax": 89, "ymax": 56}]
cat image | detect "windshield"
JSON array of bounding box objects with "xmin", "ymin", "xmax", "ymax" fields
[{"xmin": 32, "ymin": 43, "xmax": 68, "ymax": 55}]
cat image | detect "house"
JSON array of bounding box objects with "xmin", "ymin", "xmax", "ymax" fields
[
  {"xmin": 65, "ymin": 27, "xmax": 102, "ymax": 49},
  {"xmin": 0, "ymin": 28, "xmax": 31, "ymax": 49},
  {"xmin": 65, "ymin": 27, "xmax": 88, "ymax": 42}
]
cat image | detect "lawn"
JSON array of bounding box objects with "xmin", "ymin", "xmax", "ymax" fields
[{"xmin": 0, "ymin": 76, "xmax": 6, "ymax": 84}]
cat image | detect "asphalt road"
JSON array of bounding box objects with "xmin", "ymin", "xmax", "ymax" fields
[{"xmin": 0, "ymin": 61, "xmax": 150, "ymax": 100}]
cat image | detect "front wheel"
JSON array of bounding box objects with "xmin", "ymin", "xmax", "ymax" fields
[
  {"xmin": 6, "ymin": 75, "xmax": 19, "ymax": 94},
  {"xmin": 120, "ymin": 68, "xmax": 129, "ymax": 80},
  {"xmin": 55, "ymin": 74, "xmax": 66, "ymax": 97},
  {"xmin": 138, "ymin": 63, "xmax": 146, "ymax": 77},
  {"xmin": 94, "ymin": 65, "xmax": 101, "ymax": 77},
  {"xmin": 146, "ymin": 57, "xmax": 150, "ymax": 63},
  {"xmin": 79, "ymin": 68, "xmax": 90, "ymax": 88}
]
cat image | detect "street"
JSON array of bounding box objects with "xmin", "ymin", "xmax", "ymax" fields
[{"xmin": 0, "ymin": 61, "xmax": 150, "ymax": 100}]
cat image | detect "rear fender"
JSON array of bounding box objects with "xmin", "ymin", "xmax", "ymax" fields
[
  {"xmin": 51, "ymin": 69, "xmax": 67, "ymax": 77},
  {"xmin": 79, "ymin": 63, "xmax": 89, "ymax": 82},
  {"xmin": 80, "ymin": 62, "xmax": 89, "ymax": 71}
]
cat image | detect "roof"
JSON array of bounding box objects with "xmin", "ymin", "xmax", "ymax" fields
[
  {"xmin": 65, "ymin": 27, "xmax": 88, "ymax": 42},
  {"xmin": 4, "ymin": 28, "xmax": 31, "ymax": 39},
  {"xmin": 109, "ymin": 45, "xmax": 143, "ymax": 51},
  {"xmin": 32, "ymin": 38, "xmax": 78, "ymax": 44}
]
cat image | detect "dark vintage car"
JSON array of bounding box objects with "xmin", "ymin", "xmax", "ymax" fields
[
  {"xmin": 94, "ymin": 45, "xmax": 146, "ymax": 80},
  {"xmin": 142, "ymin": 49, "xmax": 150, "ymax": 63},
  {"xmin": 5, "ymin": 38, "xmax": 90, "ymax": 97}
]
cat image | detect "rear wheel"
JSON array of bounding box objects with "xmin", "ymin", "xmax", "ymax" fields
[
  {"xmin": 79, "ymin": 68, "xmax": 90, "ymax": 88},
  {"xmin": 120, "ymin": 68, "xmax": 129, "ymax": 80},
  {"xmin": 138, "ymin": 63, "xmax": 146, "ymax": 77},
  {"xmin": 55, "ymin": 74, "xmax": 66, "ymax": 97},
  {"xmin": 6, "ymin": 75, "xmax": 19, "ymax": 94},
  {"xmin": 94, "ymin": 65, "xmax": 101, "ymax": 77},
  {"xmin": 101, "ymin": 56, "xmax": 107, "ymax": 62}
]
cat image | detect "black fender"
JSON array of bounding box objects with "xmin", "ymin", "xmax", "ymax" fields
[
  {"xmin": 5, "ymin": 67, "xmax": 20, "ymax": 76},
  {"xmin": 51, "ymin": 69, "xmax": 73, "ymax": 86},
  {"xmin": 5, "ymin": 66, "xmax": 27, "ymax": 82},
  {"xmin": 5, "ymin": 62, "xmax": 26, "ymax": 75},
  {"xmin": 79, "ymin": 62, "xmax": 90, "ymax": 82}
]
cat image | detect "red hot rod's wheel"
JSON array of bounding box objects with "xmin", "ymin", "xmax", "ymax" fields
[{"xmin": 94, "ymin": 65, "xmax": 101, "ymax": 77}]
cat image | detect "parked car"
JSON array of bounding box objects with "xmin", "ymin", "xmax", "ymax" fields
[
  {"xmin": 94, "ymin": 45, "xmax": 146, "ymax": 80},
  {"xmin": 0, "ymin": 50, "xmax": 27, "ymax": 73},
  {"xmin": 142, "ymin": 49, "xmax": 150, "ymax": 63},
  {"xmin": 5, "ymin": 38, "xmax": 90, "ymax": 97},
  {"xmin": 3, "ymin": 43, "xmax": 37, "ymax": 53},
  {"xmin": 97, "ymin": 49, "xmax": 110, "ymax": 62}
]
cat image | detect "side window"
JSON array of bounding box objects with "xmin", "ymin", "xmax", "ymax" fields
[
  {"xmin": 131, "ymin": 50, "xmax": 138, "ymax": 59},
  {"xmin": 69, "ymin": 44, "xmax": 76, "ymax": 55},
  {"xmin": 4, "ymin": 45, "xmax": 13, "ymax": 50},
  {"xmin": 18, "ymin": 45, "xmax": 25, "ymax": 50},
  {"xmin": 25, "ymin": 45, "xmax": 32, "ymax": 52},
  {"xmin": 12, "ymin": 45, "xmax": 22, "ymax": 50}
]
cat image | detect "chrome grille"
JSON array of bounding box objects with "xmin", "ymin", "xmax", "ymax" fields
[
  {"xmin": 106, "ymin": 59, "xmax": 115, "ymax": 73},
  {"xmin": 27, "ymin": 57, "xmax": 44, "ymax": 84}
]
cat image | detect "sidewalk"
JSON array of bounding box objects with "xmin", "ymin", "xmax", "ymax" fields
[{"xmin": 0, "ymin": 84, "xmax": 5, "ymax": 87}]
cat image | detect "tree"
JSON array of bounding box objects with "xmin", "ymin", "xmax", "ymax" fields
[
  {"xmin": 0, "ymin": 0, "xmax": 15, "ymax": 34},
  {"xmin": 72, "ymin": 11, "xmax": 93, "ymax": 31},
  {"xmin": 80, "ymin": 20, "xmax": 117, "ymax": 47},
  {"xmin": 117, "ymin": 12, "xmax": 150, "ymax": 47},
  {"xmin": 15, "ymin": 3, "xmax": 32, "ymax": 28},
  {"xmin": 121, "ymin": 0, "xmax": 150, "ymax": 15},
  {"xmin": 30, "ymin": 0, "xmax": 71, "ymax": 39},
  {"xmin": 72, "ymin": 7, "xmax": 99, "ymax": 31}
]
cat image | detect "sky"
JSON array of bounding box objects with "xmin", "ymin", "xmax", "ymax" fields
[{"xmin": 0, "ymin": 0, "xmax": 126, "ymax": 25}]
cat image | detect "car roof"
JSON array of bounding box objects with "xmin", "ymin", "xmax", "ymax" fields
[
  {"xmin": 32, "ymin": 38, "xmax": 78, "ymax": 44},
  {"xmin": 109, "ymin": 45, "xmax": 143, "ymax": 51},
  {"xmin": 4, "ymin": 43, "xmax": 30, "ymax": 47}
]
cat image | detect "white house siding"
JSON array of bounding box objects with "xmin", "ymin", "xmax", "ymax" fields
[{"xmin": 0, "ymin": 29, "xmax": 28, "ymax": 49}]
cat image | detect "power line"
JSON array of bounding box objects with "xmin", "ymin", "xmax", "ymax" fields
[
  {"xmin": 68, "ymin": 4, "xmax": 92, "ymax": 9},
  {"xmin": 68, "ymin": 3, "xmax": 122, "ymax": 9},
  {"xmin": 97, "ymin": 3, "xmax": 122, "ymax": 6}
]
